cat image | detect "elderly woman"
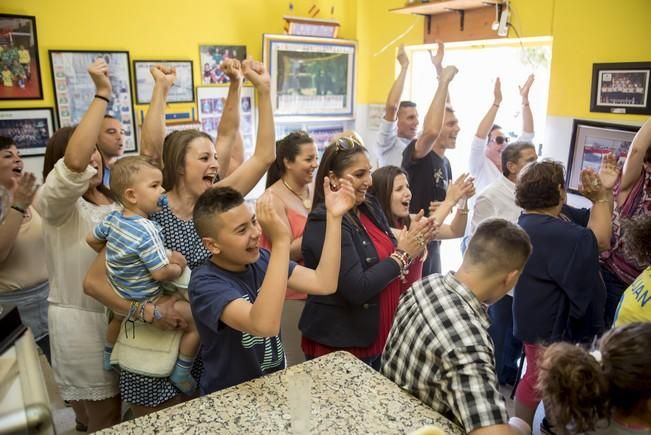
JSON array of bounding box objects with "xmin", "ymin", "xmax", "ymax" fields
[
  {"xmin": 84, "ymin": 58, "xmax": 275, "ymax": 416},
  {"xmin": 0, "ymin": 136, "xmax": 49, "ymax": 359},
  {"xmin": 34, "ymin": 59, "xmax": 121, "ymax": 432},
  {"xmin": 299, "ymin": 136, "xmax": 437, "ymax": 370},
  {"xmin": 512, "ymin": 158, "xmax": 617, "ymax": 429}
]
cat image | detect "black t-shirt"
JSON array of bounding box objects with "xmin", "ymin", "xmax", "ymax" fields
[{"xmin": 401, "ymin": 140, "xmax": 452, "ymax": 217}]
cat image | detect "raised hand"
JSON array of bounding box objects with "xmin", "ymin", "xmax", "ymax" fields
[
  {"xmin": 429, "ymin": 41, "xmax": 445, "ymax": 75},
  {"xmin": 397, "ymin": 44, "xmax": 409, "ymax": 69},
  {"xmin": 494, "ymin": 77, "xmax": 503, "ymax": 105},
  {"xmin": 598, "ymin": 153, "xmax": 619, "ymax": 190},
  {"xmin": 445, "ymin": 173, "xmax": 475, "ymax": 204},
  {"xmin": 397, "ymin": 216, "xmax": 437, "ymax": 258},
  {"xmin": 221, "ymin": 58, "xmax": 243, "ymax": 83},
  {"xmin": 150, "ymin": 64, "xmax": 177, "ymax": 90},
  {"xmin": 439, "ymin": 65, "xmax": 458, "ymax": 84},
  {"xmin": 11, "ymin": 172, "xmax": 38, "ymax": 209},
  {"xmin": 579, "ymin": 167, "xmax": 602, "ymax": 202},
  {"xmin": 324, "ymin": 175, "xmax": 356, "ymax": 217},
  {"xmin": 88, "ymin": 58, "xmax": 111, "ymax": 97},
  {"xmin": 242, "ymin": 57, "xmax": 270, "ymax": 91},
  {"xmin": 256, "ymin": 193, "xmax": 290, "ymax": 244},
  {"xmin": 519, "ymin": 74, "xmax": 534, "ymax": 100}
]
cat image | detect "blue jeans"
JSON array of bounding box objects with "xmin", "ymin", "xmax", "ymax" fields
[
  {"xmin": 488, "ymin": 295, "xmax": 522, "ymax": 385},
  {"xmin": 422, "ymin": 241, "xmax": 441, "ymax": 277},
  {"xmin": 600, "ymin": 265, "xmax": 629, "ymax": 328}
]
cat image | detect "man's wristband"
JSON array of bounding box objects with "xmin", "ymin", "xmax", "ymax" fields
[{"xmin": 94, "ymin": 94, "xmax": 110, "ymax": 103}]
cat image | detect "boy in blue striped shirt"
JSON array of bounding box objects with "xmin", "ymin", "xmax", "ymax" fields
[{"xmin": 86, "ymin": 156, "xmax": 198, "ymax": 394}]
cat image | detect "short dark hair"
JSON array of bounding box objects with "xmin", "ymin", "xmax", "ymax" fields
[
  {"xmin": 621, "ymin": 215, "xmax": 651, "ymax": 264},
  {"xmin": 266, "ymin": 130, "xmax": 314, "ymax": 188},
  {"xmin": 0, "ymin": 136, "xmax": 15, "ymax": 152},
  {"xmin": 193, "ymin": 186, "xmax": 244, "ymax": 239},
  {"xmin": 398, "ymin": 101, "xmax": 416, "ymax": 110},
  {"xmin": 109, "ymin": 156, "xmax": 161, "ymax": 204},
  {"xmin": 369, "ymin": 165, "xmax": 409, "ymax": 228},
  {"xmin": 465, "ymin": 218, "xmax": 532, "ymax": 272},
  {"xmin": 501, "ymin": 142, "xmax": 536, "ymax": 177},
  {"xmin": 515, "ymin": 160, "xmax": 565, "ymax": 210}
]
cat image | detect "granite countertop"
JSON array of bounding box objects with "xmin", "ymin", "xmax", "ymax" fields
[{"xmin": 99, "ymin": 351, "xmax": 463, "ymax": 434}]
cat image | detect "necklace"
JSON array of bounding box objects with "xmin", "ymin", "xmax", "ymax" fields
[{"xmin": 282, "ymin": 178, "xmax": 311, "ymax": 210}]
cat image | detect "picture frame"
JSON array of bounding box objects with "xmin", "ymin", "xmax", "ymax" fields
[
  {"xmin": 49, "ymin": 50, "xmax": 137, "ymax": 152},
  {"xmin": 133, "ymin": 60, "xmax": 194, "ymax": 104},
  {"xmin": 0, "ymin": 14, "xmax": 43, "ymax": 100},
  {"xmin": 199, "ymin": 45, "xmax": 247, "ymax": 85},
  {"xmin": 196, "ymin": 86, "xmax": 256, "ymax": 158},
  {"xmin": 590, "ymin": 62, "xmax": 651, "ymax": 115},
  {"xmin": 263, "ymin": 34, "xmax": 356, "ymax": 118},
  {"xmin": 566, "ymin": 119, "xmax": 640, "ymax": 193},
  {"xmin": 0, "ymin": 108, "xmax": 55, "ymax": 156}
]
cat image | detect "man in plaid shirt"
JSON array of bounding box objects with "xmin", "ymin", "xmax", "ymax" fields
[{"xmin": 382, "ymin": 219, "xmax": 533, "ymax": 435}]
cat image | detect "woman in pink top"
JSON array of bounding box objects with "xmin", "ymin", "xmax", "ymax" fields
[{"xmin": 258, "ymin": 131, "xmax": 318, "ymax": 366}]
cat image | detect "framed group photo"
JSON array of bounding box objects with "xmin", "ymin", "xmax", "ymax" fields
[
  {"xmin": 590, "ymin": 62, "xmax": 651, "ymax": 115},
  {"xmin": 263, "ymin": 34, "xmax": 356, "ymax": 118},
  {"xmin": 197, "ymin": 86, "xmax": 256, "ymax": 158},
  {"xmin": 133, "ymin": 60, "xmax": 194, "ymax": 104},
  {"xmin": 0, "ymin": 14, "xmax": 43, "ymax": 100},
  {"xmin": 0, "ymin": 108, "xmax": 55, "ymax": 156},
  {"xmin": 49, "ymin": 50, "xmax": 137, "ymax": 152},
  {"xmin": 566, "ymin": 119, "xmax": 640, "ymax": 193},
  {"xmin": 199, "ymin": 45, "xmax": 247, "ymax": 85}
]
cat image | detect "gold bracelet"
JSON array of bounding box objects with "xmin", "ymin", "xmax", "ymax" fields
[
  {"xmin": 457, "ymin": 208, "xmax": 469, "ymax": 215},
  {"xmin": 594, "ymin": 198, "xmax": 609, "ymax": 204}
]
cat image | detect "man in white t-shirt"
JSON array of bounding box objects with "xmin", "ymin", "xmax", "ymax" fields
[
  {"xmin": 375, "ymin": 43, "xmax": 444, "ymax": 168},
  {"xmin": 469, "ymin": 141, "xmax": 537, "ymax": 386},
  {"xmin": 469, "ymin": 75, "xmax": 535, "ymax": 195}
]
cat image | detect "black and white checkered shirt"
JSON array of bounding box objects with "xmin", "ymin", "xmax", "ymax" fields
[{"xmin": 381, "ymin": 272, "xmax": 509, "ymax": 433}]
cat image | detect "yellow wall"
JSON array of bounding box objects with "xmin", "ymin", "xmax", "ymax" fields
[
  {"xmin": 0, "ymin": 0, "xmax": 358, "ymax": 115},
  {"xmin": 3, "ymin": 0, "xmax": 651, "ymax": 124}
]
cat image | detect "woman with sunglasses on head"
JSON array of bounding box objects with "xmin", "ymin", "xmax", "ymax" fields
[
  {"xmin": 299, "ymin": 135, "xmax": 436, "ymax": 370},
  {"xmin": 258, "ymin": 130, "xmax": 318, "ymax": 366},
  {"xmin": 470, "ymin": 75, "xmax": 535, "ymax": 194}
]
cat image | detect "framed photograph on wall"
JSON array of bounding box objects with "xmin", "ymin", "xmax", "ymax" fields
[
  {"xmin": 566, "ymin": 119, "xmax": 640, "ymax": 193},
  {"xmin": 0, "ymin": 108, "xmax": 55, "ymax": 156},
  {"xmin": 199, "ymin": 45, "xmax": 247, "ymax": 84},
  {"xmin": 0, "ymin": 14, "xmax": 43, "ymax": 100},
  {"xmin": 49, "ymin": 50, "xmax": 137, "ymax": 152},
  {"xmin": 133, "ymin": 60, "xmax": 194, "ymax": 104},
  {"xmin": 197, "ymin": 86, "xmax": 256, "ymax": 158},
  {"xmin": 263, "ymin": 34, "xmax": 356, "ymax": 118},
  {"xmin": 590, "ymin": 62, "xmax": 651, "ymax": 115}
]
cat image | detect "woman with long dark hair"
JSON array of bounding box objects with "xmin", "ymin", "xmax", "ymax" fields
[
  {"xmin": 258, "ymin": 130, "xmax": 317, "ymax": 366},
  {"xmin": 299, "ymin": 136, "xmax": 436, "ymax": 370}
]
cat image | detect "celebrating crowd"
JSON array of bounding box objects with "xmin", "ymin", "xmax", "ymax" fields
[{"xmin": 1, "ymin": 41, "xmax": 650, "ymax": 435}]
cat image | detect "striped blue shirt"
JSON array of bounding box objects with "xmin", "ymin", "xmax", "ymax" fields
[{"xmin": 93, "ymin": 211, "xmax": 169, "ymax": 300}]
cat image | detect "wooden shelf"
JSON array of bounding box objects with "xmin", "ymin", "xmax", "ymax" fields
[{"xmin": 390, "ymin": 0, "xmax": 504, "ymax": 15}]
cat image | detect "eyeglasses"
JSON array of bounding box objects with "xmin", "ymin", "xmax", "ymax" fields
[
  {"xmin": 334, "ymin": 136, "xmax": 363, "ymax": 152},
  {"xmin": 492, "ymin": 136, "xmax": 510, "ymax": 145}
]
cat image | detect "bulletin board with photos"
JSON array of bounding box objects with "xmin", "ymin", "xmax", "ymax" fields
[
  {"xmin": 197, "ymin": 86, "xmax": 256, "ymax": 158},
  {"xmin": 49, "ymin": 50, "xmax": 137, "ymax": 152}
]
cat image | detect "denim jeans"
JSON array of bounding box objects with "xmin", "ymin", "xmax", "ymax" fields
[{"xmin": 487, "ymin": 295, "xmax": 522, "ymax": 385}]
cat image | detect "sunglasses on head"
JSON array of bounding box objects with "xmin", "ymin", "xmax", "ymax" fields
[
  {"xmin": 334, "ymin": 136, "xmax": 363, "ymax": 152},
  {"xmin": 493, "ymin": 136, "xmax": 510, "ymax": 145}
]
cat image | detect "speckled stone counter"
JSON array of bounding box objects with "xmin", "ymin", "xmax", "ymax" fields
[{"xmin": 99, "ymin": 351, "xmax": 463, "ymax": 434}]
